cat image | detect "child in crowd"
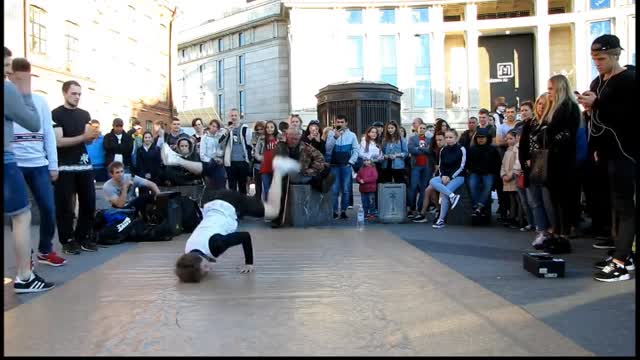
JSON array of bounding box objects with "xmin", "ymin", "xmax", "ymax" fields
[
  {"xmin": 500, "ymin": 131, "xmax": 521, "ymax": 228},
  {"xmin": 514, "ymin": 131, "xmax": 535, "ymax": 231},
  {"xmin": 356, "ymin": 158, "xmax": 378, "ymax": 219}
]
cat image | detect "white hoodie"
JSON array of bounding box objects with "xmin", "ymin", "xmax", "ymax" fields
[{"xmin": 184, "ymin": 200, "xmax": 238, "ymax": 258}]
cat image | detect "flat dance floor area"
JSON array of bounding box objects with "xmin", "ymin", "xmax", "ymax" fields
[{"xmin": 4, "ymin": 228, "xmax": 591, "ymax": 356}]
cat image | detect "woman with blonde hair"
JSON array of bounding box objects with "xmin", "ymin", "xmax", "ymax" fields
[{"xmin": 530, "ymin": 74, "xmax": 581, "ymax": 253}]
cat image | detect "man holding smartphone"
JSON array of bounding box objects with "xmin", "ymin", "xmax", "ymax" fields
[
  {"xmin": 325, "ymin": 115, "xmax": 359, "ymax": 219},
  {"xmin": 577, "ymin": 34, "xmax": 637, "ymax": 282},
  {"xmin": 222, "ymin": 108, "xmax": 253, "ymax": 194}
]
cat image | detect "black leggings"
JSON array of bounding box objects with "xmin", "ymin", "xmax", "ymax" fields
[
  {"xmin": 226, "ymin": 161, "xmax": 250, "ymax": 194},
  {"xmin": 380, "ymin": 168, "xmax": 406, "ymax": 184},
  {"xmin": 209, "ymin": 231, "xmax": 254, "ymax": 265}
]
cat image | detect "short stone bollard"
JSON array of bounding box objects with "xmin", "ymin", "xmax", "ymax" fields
[
  {"xmin": 377, "ymin": 183, "xmax": 406, "ymax": 223},
  {"xmin": 444, "ymin": 184, "xmax": 473, "ymax": 226},
  {"xmin": 286, "ymin": 184, "xmax": 333, "ymax": 227}
]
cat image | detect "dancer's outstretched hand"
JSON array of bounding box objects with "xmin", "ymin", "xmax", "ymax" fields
[{"xmin": 239, "ymin": 265, "xmax": 254, "ymax": 273}]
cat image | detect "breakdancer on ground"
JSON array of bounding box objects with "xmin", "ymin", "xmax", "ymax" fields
[{"xmin": 162, "ymin": 144, "xmax": 301, "ymax": 283}]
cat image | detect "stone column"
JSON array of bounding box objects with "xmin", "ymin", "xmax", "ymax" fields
[
  {"xmin": 466, "ymin": 29, "xmax": 480, "ymax": 112},
  {"xmin": 535, "ymin": 24, "xmax": 551, "ymax": 95},
  {"xmin": 573, "ymin": 20, "xmax": 590, "ymax": 92},
  {"xmin": 429, "ymin": 6, "xmax": 445, "ymax": 114}
]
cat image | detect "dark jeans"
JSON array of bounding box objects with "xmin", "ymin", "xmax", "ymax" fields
[
  {"xmin": 253, "ymin": 166, "xmax": 262, "ymax": 200},
  {"xmin": 226, "ymin": 161, "xmax": 250, "ymax": 194},
  {"xmin": 584, "ymin": 158, "xmax": 611, "ymax": 237},
  {"xmin": 19, "ymin": 165, "xmax": 56, "ymax": 254},
  {"xmin": 361, "ymin": 192, "xmax": 376, "ymax": 215},
  {"xmin": 54, "ymin": 170, "xmax": 96, "ymax": 244},
  {"xmin": 409, "ymin": 166, "xmax": 432, "ymax": 211},
  {"xmin": 331, "ymin": 165, "xmax": 353, "ymax": 213},
  {"xmin": 609, "ymin": 158, "xmax": 637, "ymax": 261},
  {"xmin": 548, "ymin": 177, "xmax": 575, "ymax": 237},
  {"xmin": 209, "ymin": 231, "xmax": 254, "ymax": 265},
  {"xmin": 380, "ymin": 168, "xmax": 406, "ymax": 184},
  {"xmin": 468, "ymin": 173, "xmax": 493, "ymax": 208}
]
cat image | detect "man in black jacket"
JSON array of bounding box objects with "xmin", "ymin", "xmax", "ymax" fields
[{"xmin": 103, "ymin": 118, "xmax": 134, "ymax": 172}]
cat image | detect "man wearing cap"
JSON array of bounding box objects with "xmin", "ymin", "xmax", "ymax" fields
[
  {"xmin": 103, "ymin": 117, "xmax": 134, "ymax": 172},
  {"xmin": 577, "ymin": 34, "xmax": 637, "ymax": 282},
  {"xmin": 466, "ymin": 127, "xmax": 501, "ymax": 216}
]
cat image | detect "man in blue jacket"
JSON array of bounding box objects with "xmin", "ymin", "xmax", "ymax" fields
[{"xmin": 325, "ymin": 115, "xmax": 359, "ymax": 219}]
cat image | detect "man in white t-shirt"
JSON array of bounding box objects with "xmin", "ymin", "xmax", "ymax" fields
[{"xmin": 102, "ymin": 161, "xmax": 160, "ymax": 217}]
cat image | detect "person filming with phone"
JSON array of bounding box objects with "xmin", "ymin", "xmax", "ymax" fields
[{"xmin": 576, "ymin": 34, "xmax": 637, "ymax": 283}]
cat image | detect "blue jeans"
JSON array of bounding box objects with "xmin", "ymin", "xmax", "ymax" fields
[
  {"xmin": 430, "ymin": 176, "xmax": 465, "ymax": 222},
  {"xmin": 331, "ymin": 165, "xmax": 353, "ymax": 213},
  {"xmin": 468, "ymin": 173, "xmax": 493, "ymax": 208},
  {"xmin": 409, "ymin": 166, "xmax": 432, "ymax": 211},
  {"xmin": 19, "ymin": 166, "xmax": 57, "ymax": 253},
  {"xmin": 361, "ymin": 192, "xmax": 376, "ymax": 215},
  {"xmin": 261, "ymin": 173, "xmax": 273, "ymax": 201},
  {"xmin": 525, "ymin": 184, "xmax": 552, "ymax": 232},
  {"xmin": 517, "ymin": 187, "xmax": 534, "ymax": 226}
]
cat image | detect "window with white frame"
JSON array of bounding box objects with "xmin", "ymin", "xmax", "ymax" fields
[
  {"xmin": 217, "ymin": 94, "xmax": 224, "ymax": 117},
  {"xmin": 238, "ymin": 55, "xmax": 245, "ymax": 84},
  {"xmin": 346, "ymin": 36, "xmax": 364, "ymax": 79},
  {"xmin": 239, "ymin": 32, "xmax": 245, "ymax": 47},
  {"xmin": 379, "ymin": 35, "xmax": 397, "ymax": 86},
  {"xmin": 590, "ymin": 0, "xmax": 611, "ymax": 9},
  {"xmin": 239, "ymin": 90, "xmax": 245, "ymax": 115},
  {"xmin": 29, "ymin": 5, "xmax": 47, "ymax": 54},
  {"xmin": 379, "ymin": 9, "xmax": 395, "ymax": 24},
  {"xmin": 345, "ymin": 9, "xmax": 363, "ymax": 24},
  {"xmin": 64, "ymin": 20, "xmax": 79, "ymax": 67},
  {"xmin": 414, "ymin": 34, "xmax": 432, "ymax": 107}
]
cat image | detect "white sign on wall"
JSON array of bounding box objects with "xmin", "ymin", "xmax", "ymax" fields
[{"xmin": 497, "ymin": 62, "xmax": 514, "ymax": 79}]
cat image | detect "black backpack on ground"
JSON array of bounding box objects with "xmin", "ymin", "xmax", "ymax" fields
[
  {"xmin": 94, "ymin": 209, "xmax": 136, "ymax": 245},
  {"xmin": 126, "ymin": 218, "xmax": 174, "ymax": 242},
  {"xmin": 176, "ymin": 196, "xmax": 203, "ymax": 232},
  {"xmin": 145, "ymin": 191, "xmax": 183, "ymax": 235}
]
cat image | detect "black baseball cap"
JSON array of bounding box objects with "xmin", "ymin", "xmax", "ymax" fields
[
  {"xmin": 591, "ymin": 34, "xmax": 624, "ymax": 51},
  {"xmin": 372, "ymin": 121, "xmax": 384, "ymax": 127}
]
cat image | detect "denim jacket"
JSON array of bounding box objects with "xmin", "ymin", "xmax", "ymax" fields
[{"xmin": 381, "ymin": 138, "xmax": 408, "ymax": 170}]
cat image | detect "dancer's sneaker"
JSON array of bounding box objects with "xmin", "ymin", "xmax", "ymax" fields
[
  {"xmin": 161, "ymin": 143, "xmax": 181, "ymax": 166},
  {"xmin": 14, "ymin": 272, "xmax": 55, "ymax": 294}
]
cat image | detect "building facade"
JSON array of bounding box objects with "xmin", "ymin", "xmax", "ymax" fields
[
  {"xmin": 176, "ymin": 0, "xmax": 290, "ymax": 125},
  {"xmin": 3, "ymin": 0, "xmax": 176, "ymax": 133},
  {"xmin": 177, "ymin": 0, "xmax": 635, "ymax": 131}
]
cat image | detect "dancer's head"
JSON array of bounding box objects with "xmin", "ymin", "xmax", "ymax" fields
[{"xmin": 175, "ymin": 253, "xmax": 212, "ymax": 283}]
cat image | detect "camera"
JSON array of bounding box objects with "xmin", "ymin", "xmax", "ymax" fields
[
  {"xmin": 228, "ymin": 121, "xmax": 234, "ymax": 126},
  {"xmin": 335, "ymin": 125, "xmax": 342, "ymax": 131}
]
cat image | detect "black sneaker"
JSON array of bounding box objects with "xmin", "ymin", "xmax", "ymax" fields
[
  {"xmin": 593, "ymin": 239, "xmax": 615, "ymax": 249},
  {"xmin": 594, "ymin": 261, "xmax": 631, "ymax": 282},
  {"xmin": 80, "ymin": 240, "xmax": 98, "ymax": 252},
  {"xmin": 340, "ymin": 212, "xmax": 348, "ymax": 220},
  {"xmin": 13, "ymin": 272, "xmax": 55, "ymax": 293},
  {"xmin": 412, "ymin": 214, "xmax": 428, "ymax": 223},
  {"xmin": 333, "ymin": 212, "xmax": 340, "ymax": 220},
  {"xmin": 62, "ymin": 241, "xmax": 82, "ymax": 255},
  {"xmin": 595, "ymin": 256, "xmax": 635, "ymax": 271}
]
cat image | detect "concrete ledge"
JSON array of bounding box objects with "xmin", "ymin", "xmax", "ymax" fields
[{"xmin": 287, "ymin": 184, "xmax": 333, "ymax": 227}]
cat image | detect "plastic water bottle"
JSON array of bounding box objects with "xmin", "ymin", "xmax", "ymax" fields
[{"xmin": 357, "ymin": 205, "xmax": 365, "ymax": 231}]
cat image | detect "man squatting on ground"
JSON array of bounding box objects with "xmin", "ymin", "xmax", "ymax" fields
[{"xmin": 172, "ymin": 152, "xmax": 301, "ymax": 283}]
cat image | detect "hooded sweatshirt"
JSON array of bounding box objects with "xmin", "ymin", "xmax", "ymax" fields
[
  {"xmin": 325, "ymin": 128, "xmax": 359, "ymax": 166},
  {"xmin": 164, "ymin": 137, "xmax": 202, "ymax": 185},
  {"xmin": 185, "ymin": 200, "xmax": 238, "ymax": 259},
  {"xmin": 466, "ymin": 134, "xmax": 501, "ymax": 176}
]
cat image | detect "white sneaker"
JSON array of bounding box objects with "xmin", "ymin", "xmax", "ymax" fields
[
  {"xmin": 449, "ymin": 193, "xmax": 461, "ymax": 209},
  {"xmin": 272, "ymin": 156, "xmax": 301, "ymax": 175},
  {"xmin": 161, "ymin": 143, "xmax": 180, "ymax": 166},
  {"xmin": 532, "ymin": 232, "xmax": 547, "ymax": 249},
  {"xmin": 432, "ymin": 219, "xmax": 446, "ymax": 229}
]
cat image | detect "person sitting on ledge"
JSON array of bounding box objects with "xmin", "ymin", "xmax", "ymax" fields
[
  {"xmin": 175, "ymin": 156, "xmax": 300, "ymax": 283},
  {"xmin": 276, "ymin": 127, "xmax": 333, "ymax": 192},
  {"xmin": 102, "ymin": 161, "xmax": 161, "ymax": 218}
]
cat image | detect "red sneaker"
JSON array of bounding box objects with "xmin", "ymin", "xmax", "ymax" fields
[{"xmin": 37, "ymin": 252, "xmax": 67, "ymax": 267}]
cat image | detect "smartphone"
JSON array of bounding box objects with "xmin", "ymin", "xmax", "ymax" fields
[
  {"xmin": 335, "ymin": 125, "xmax": 342, "ymax": 131},
  {"xmin": 228, "ymin": 121, "xmax": 234, "ymax": 126}
]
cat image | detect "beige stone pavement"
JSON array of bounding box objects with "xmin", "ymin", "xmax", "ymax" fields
[{"xmin": 4, "ymin": 228, "xmax": 592, "ymax": 356}]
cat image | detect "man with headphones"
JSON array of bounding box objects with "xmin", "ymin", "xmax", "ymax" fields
[{"xmin": 578, "ymin": 34, "xmax": 637, "ymax": 282}]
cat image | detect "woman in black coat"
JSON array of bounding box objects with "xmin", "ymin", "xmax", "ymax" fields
[{"xmin": 534, "ymin": 75, "xmax": 581, "ymax": 248}]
